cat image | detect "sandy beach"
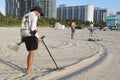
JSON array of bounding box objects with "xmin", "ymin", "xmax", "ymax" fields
[{"xmin": 0, "ymin": 27, "xmax": 120, "ymax": 80}]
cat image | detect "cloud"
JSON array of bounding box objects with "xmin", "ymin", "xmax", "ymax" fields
[{"xmin": 110, "ymin": 9, "xmax": 117, "ymax": 15}]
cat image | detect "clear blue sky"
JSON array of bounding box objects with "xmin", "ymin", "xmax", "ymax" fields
[
  {"xmin": 0, "ymin": 0, "xmax": 5, "ymax": 15},
  {"xmin": 0, "ymin": 0, "xmax": 120, "ymax": 15}
]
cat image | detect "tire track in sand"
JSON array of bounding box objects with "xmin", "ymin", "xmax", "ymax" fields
[{"xmin": 34, "ymin": 41, "xmax": 107, "ymax": 80}]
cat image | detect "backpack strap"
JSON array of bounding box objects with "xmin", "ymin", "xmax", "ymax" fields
[{"xmin": 24, "ymin": 16, "xmax": 29, "ymax": 30}]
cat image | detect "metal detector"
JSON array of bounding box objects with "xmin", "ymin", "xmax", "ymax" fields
[{"xmin": 41, "ymin": 36, "xmax": 64, "ymax": 70}]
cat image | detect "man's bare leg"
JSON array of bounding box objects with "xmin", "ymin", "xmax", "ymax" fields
[
  {"xmin": 27, "ymin": 50, "xmax": 35, "ymax": 74},
  {"xmin": 71, "ymin": 32, "xmax": 74, "ymax": 39}
]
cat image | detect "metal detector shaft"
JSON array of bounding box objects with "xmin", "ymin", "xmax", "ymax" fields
[{"xmin": 41, "ymin": 36, "xmax": 59, "ymax": 69}]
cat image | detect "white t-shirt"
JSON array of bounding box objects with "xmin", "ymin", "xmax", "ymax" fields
[
  {"xmin": 89, "ymin": 23, "xmax": 94, "ymax": 30},
  {"xmin": 21, "ymin": 12, "xmax": 39, "ymax": 38}
]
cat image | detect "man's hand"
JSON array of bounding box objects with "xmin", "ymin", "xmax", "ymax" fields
[{"xmin": 37, "ymin": 37, "xmax": 43, "ymax": 42}]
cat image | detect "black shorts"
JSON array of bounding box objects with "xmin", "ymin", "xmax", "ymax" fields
[
  {"xmin": 23, "ymin": 36, "xmax": 38, "ymax": 51},
  {"xmin": 90, "ymin": 29, "xmax": 94, "ymax": 32}
]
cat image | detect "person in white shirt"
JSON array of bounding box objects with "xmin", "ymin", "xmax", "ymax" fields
[
  {"xmin": 21, "ymin": 6, "xmax": 44, "ymax": 74},
  {"xmin": 88, "ymin": 22, "xmax": 94, "ymax": 37}
]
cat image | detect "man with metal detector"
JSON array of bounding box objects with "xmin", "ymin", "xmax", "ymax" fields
[{"xmin": 21, "ymin": 6, "xmax": 44, "ymax": 74}]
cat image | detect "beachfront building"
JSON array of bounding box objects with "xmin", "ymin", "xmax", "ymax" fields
[
  {"xmin": 6, "ymin": 0, "xmax": 56, "ymax": 18},
  {"xmin": 57, "ymin": 4, "xmax": 94, "ymax": 22},
  {"xmin": 106, "ymin": 15, "xmax": 118, "ymax": 30},
  {"xmin": 6, "ymin": 0, "xmax": 36, "ymax": 17},
  {"xmin": 117, "ymin": 12, "xmax": 120, "ymax": 26},
  {"xmin": 34, "ymin": 0, "xmax": 56, "ymax": 18},
  {"xmin": 94, "ymin": 7, "xmax": 109, "ymax": 23},
  {"xmin": 20, "ymin": 0, "xmax": 34, "ymax": 17},
  {"xmin": 6, "ymin": 0, "xmax": 21, "ymax": 17}
]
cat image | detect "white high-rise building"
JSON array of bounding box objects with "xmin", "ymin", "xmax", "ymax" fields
[
  {"xmin": 85, "ymin": 4, "xmax": 94, "ymax": 22},
  {"xmin": 57, "ymin": 4, "xmax": 94, "ymax": 22}
]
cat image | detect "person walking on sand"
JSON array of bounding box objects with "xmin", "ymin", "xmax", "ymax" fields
[
  {"xmin": 21, "ymin": 6, "xmax": 44, "ymax": 74},
  {"xmin": 88, "ymin": 22, "xmax": 94, "ymax": 37},
  {"xmin": 71, "ymin": 20, "xmax": 77, "ymax": 39}
]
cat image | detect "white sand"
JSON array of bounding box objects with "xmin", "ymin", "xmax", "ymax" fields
[{"xmin": 0, "ymin": 27, "xmax": 120, "ymax": 80}]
